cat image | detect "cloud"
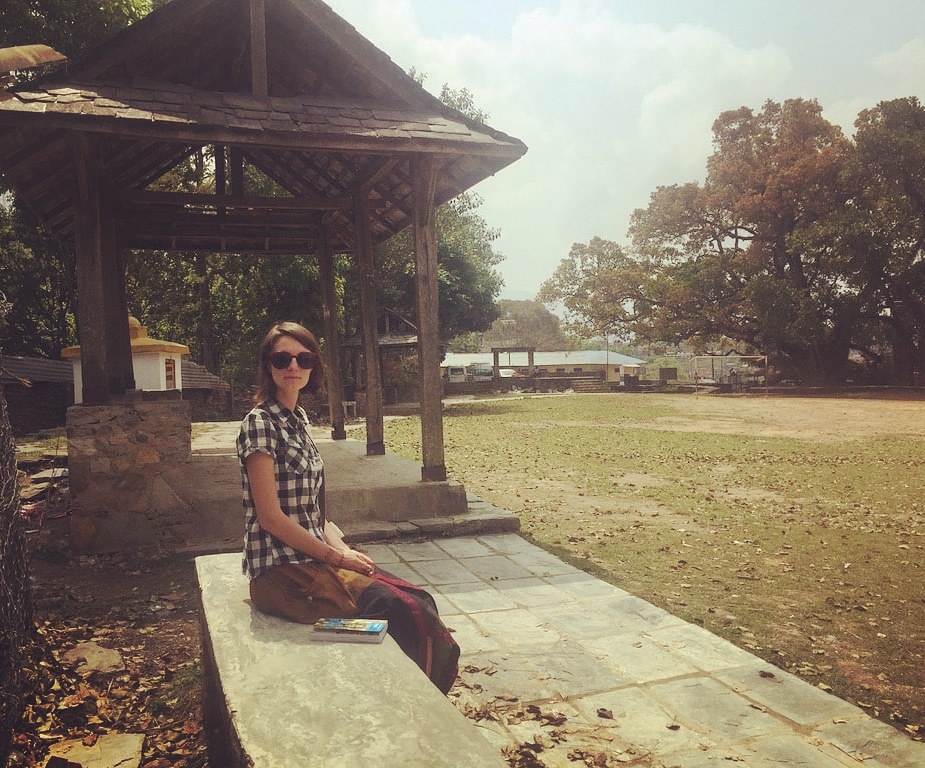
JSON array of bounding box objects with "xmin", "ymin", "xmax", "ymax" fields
[
  {"xmin": 821, "ymin": 36, "xmax": 925, "ymax": 137},
  {"xmin": 324, "ymin": 1, "xmax": 803, "ymax": 299},
  {"xmin": 872, "ymin": 37, "xmax": 925, "ymax": 101}
]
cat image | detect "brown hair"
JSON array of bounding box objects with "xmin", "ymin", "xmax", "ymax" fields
[{"xmin": 253, "ymin": 321, "xmax": 325, "ymax": 404}]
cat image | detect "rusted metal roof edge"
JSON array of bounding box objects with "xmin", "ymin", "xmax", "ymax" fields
[{"xmin": 0, "ymin": 45, "xmax": 67, "ymax": 75}]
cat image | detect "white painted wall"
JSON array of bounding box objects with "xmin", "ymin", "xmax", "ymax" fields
[{"xmin": 69, "ymin": 353, "xmax": 184, "ymax": 404}]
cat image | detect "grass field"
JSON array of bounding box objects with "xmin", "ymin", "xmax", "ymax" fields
[{"xmin": 375, "ymin": 391, "xmax": 925, "ymax": 740}]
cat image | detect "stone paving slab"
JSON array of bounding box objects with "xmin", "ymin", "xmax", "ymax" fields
[{"xmin": 363, "ymin": 533, "xmax": 925, "ymax": 768}]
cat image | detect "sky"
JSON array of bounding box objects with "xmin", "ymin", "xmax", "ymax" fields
[{"xmin": 325, "ymin": 0, "xmax": 925, "ymax": 301}]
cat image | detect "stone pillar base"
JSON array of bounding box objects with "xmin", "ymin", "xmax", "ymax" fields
[{"xmin": 67, "ymin": 401, "xmax": 192, "ymax": 553}]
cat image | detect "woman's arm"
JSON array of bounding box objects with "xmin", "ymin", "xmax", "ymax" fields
[
  {"xmin": 246, "ymin": 452, "xmax": 374, "ymax": 573},
  {"xmin": 324, "ymin": 520, "xmax": 376, "ymax": 574}
]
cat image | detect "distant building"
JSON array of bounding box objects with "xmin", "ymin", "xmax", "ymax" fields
[
  {"xmin": 2, "ymin": 353, "xmax": 232, "ymax": 434},
  {"xmin": 442, "ymin": 350, "xmax": 646, "ymax": 384},
  {"xmin": 1, "ymin": 355, "xmax": 74, "ymax": 436}
]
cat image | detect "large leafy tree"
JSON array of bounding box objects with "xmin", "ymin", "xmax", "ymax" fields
[
  {"xmin": 475, "ymin": 299, "xmax": 575, "ymax": 352},
  {"xmin": 372, "ymin": 82, "xmax": 505, "ymax": 344},
  {"xmin": 375, "ymin": 192, "xmax": 504, "ymax": 343},
  {"xmin": 846, "ymin": 97, "xmax": 925, "ymax": 384},
  {"xmin": 0, "ymin": 203, "xmax": 77, "ymax": 357},
  {"xmin": 626, "ymin": 99, "xmax": 857, "ymax": 384},
  {"xmin": 127, "ymin": 249, "xmax": 326, "ymax": 387}
]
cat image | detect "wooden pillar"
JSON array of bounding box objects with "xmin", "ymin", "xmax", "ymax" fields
[
  {"xmin": 318, "ymin": 222, "xmax": 346, "ymax": 440},
  {"xmin": 411, "ymin": 156, "xmax": 446, "ymax": 481},
  {"xmin": 229, "ymin": 147, "xmax": 245, "ymax": 197},
  {"xmin": 103, "ymin": 188, "xmax": 134, "ymax": 393},
  {"xmin": 72, "ymin": 134, "xmax": 130, "ymax": 404},
  {"xmin": 354, "ymin": 194, "xmax": 385, "ymax": 455},
  {"xmin": 249, "ymin": 0, "xmax": 268, "ymax": 97}
]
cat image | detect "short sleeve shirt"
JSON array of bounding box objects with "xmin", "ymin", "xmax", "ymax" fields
[{"xmin": 237, "ymin": 399, "xmax": 325, "ymax": 578}]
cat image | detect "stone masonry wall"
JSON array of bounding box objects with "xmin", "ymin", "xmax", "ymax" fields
[{"xmin": 66, "ymin": 401, "xmax": 193, "ymax": 553}]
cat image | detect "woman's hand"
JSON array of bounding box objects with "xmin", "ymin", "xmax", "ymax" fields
[
  {"xmin": 336, "ymin": 547, "xmax": 376, "ymax": 575},
  {"xmin": 323, "ymin": 520, "xmax": 375, "ymax": 575}
]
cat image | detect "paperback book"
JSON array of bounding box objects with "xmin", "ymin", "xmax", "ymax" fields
[{"xmin": 309, "ymin": 617, "xmax": 388, "ymax": 643}]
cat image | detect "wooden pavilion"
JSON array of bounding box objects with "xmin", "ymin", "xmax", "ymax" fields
[{"xmin": 0, "ymin": 0, "xmax": 526, "ymax": 485}]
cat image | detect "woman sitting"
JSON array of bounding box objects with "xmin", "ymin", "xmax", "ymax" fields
[{"xmin": 236, "ymin": 321, "xmax": 459, "ymax": 693}]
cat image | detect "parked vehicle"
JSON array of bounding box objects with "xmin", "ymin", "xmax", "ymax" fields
[{"xmin": 469, "ymin": 363, "xmax": 493, "ymax": 380}]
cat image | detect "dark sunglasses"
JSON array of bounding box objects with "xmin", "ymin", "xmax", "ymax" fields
[{"xmin": 268, "ymin": 351, "xmax": 319, "ymax": 370}]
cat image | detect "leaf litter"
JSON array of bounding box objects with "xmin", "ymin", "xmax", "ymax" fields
[{"xmin": 11, "ymin": 533, "xmax": 207, "ymax": 768}]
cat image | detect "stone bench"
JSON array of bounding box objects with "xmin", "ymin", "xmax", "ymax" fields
[{"xmin": 196, "ymin": 552, "xmax": 505, "ymax": 768}]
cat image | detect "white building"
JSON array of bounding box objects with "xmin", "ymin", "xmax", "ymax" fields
[
  {"xmin": 442, "ymin": 350, "xmax": 646, "ymax": 383},
  {"xmin": 62, "ymin": 316, "xmax": 189, "ymax": 403}
]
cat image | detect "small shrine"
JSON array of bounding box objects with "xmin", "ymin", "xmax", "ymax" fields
[{"xmin": 62, "ymin": 316, "xmax": 189, "ymax": 403}]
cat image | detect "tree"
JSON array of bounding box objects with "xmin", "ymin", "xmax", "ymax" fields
[
  {"xmin": 1, "ymin": 355, "xmax": 32, "ymax": 768},
  {"xmin": 126, "ymin": 249, "xmax": 326, "ymax": 387},
  {"xmin": 847, "ymin": 97, "xmax": 925, "ymax": 384},
  {"xmin": 475, "ymin": 299, "xmax": 575, "ymax": 352},
  {"xmin": 627, "ymin": 99, "xmax": 857, "ymax": 384},
  {"xmin": 391, "ymin": 82, "xmax": 504, "ymax": 340},
  {"xmin": 370, "ymin": 81, "xmax": 504, "ymax": 345},
  {"xmin": 538, "ymin": 236, "xmax": 649, "ymax": 342},
  {"xmin": 375, "ymin": 192, "xmax": 503, "ymax": 343},
  {"xmin": 0, "ymin": 202, "xmax": 77, "ymax": 357},
  {"xmin": 0, "ymin": 0, "xmax": 151, "ymax": 59}
]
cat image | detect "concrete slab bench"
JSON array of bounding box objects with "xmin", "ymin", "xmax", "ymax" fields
[{"xmin": 196, "ymin": 552, "xmax": 504, "ymax": 768}]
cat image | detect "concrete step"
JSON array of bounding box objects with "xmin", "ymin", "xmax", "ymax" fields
[{"xmin": 185, "ymin": 426, "xmax": 519, "ymax": 554}]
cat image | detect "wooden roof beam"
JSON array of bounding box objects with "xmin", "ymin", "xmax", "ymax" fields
[
  {"xmin": 352, "ymin": 157, "xmax": 399, "ymax": 193},
  {"xmin": 119, "ymin": 189, "xmax": 361, "ymax": 211}
]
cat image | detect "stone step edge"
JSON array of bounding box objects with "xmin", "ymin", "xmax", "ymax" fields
[{"xmin": 175, "ymin": 498, "xmax": 520, "ymax": 556}]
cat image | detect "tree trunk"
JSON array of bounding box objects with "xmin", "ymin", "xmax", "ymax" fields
[{"xmin": 0, "ymin": 375, "xmax": 33, "ymax": 765}]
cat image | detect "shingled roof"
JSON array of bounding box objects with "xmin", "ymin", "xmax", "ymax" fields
[{"xmin": 0, "ymin": 0, "xmax": 526, "ymax": 254}]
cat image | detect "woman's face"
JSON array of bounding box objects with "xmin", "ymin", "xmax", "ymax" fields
[{"xmin": 268, "ymin": 334, "xmax": 314, "ymax": 403}]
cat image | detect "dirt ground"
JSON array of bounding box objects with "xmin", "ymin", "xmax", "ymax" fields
[
  {"xmin": 622, "ymin": 390, "xmax": 925, "ymax": 441},
  {"xmin": 13, "ymin": 526, "xmax": 208, "ymax": 767}
]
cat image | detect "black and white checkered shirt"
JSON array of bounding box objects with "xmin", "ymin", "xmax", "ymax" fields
[{"xmin": 237, "ymin": 400, "xmax": 325, "ymax": 578}]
